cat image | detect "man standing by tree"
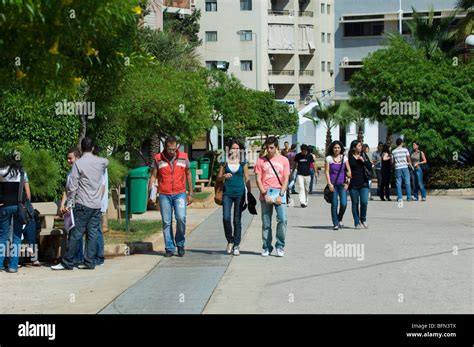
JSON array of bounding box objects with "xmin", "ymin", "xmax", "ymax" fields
[
  {"xmin": 392, "ymin": 138, "xmax": 413, "ymax": 203},
  {"xmin": 148, "ymin": 136, "xmax": 193, "ymax": 257},
  {"xmin": 52, "ymin": 137, "xmax": 109, "ymax": 270}
]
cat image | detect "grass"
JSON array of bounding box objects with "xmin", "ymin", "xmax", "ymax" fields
[
  {"xmin": 105, "ymin": 220, "xmax": 162, "ymax": 245},
  {"xmin": 193, "ymin": 192, "xmax": 211, "ymax": 200}
]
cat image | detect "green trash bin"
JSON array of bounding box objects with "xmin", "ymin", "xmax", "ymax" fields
[
  {"xmin": 198, "ymin": 157, "xmax": 211, "ymax": 180},
  {"xmin": 127, "ymin": 166, "xmax": 150, "ymax": 214},
  {"xmin": 187, "ymin": 161, "xmax": 197, "ymax": 191}
]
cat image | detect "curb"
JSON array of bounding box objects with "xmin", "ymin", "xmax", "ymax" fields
[{"xmin": 425, "ymin": 188, "xmax": 474, "ymax": 196}]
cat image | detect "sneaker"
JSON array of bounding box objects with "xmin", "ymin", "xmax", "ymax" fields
[
  {"xmin": 78, "ymin": 264, "xmax": 95, "ymax": 270},
  {"xmin": 339, "ymin": 222, "xmax": 344, "ymax": 228},
  {"xmin": 226, "ymin": 243, "xmax": 234, "ymax": 254},
  {"xmin": 422, "ymin": 197, "xmax": 426, "ymax": 201},
  {"xmin": 51, "ymin": 263, "xmax": 71, "ymax": 271},
  {"xmin": 261, "ymin": 249, "xmax": 270, "ymax": 257},
  {"xmin": 333, "ymin": 225, "xmax": 339, "ymax": 230},
  {"xmin": 276, "ymin": 248, "xmax": 285, "ymax": 257},
  {"xmin": 0, "ymin": 267, "xmax": 4, "ymax": 272},
  {"xmin": 177, "ymin": 247, "xmax": 185, "ymax": 257},
  {"xmin": 355, "ymin": 224, "xmax": 363, "ymax": 230},
  {"xmin": 6, "ymin": 268, "xmax": 18, "ymax": 273},
  {"xmin": 164, "ymin": 251, "xmax": 174, "ymax": 258},
  {"xmin": 233, "ymin": 247, "xmax": 240, "ymax": 256},
  {"xmin": 412, "ymin": 197, "xmax": 418, "ymax": 201},
  {"xmin": 300, "ymin": 204, "xmax": 307, "ymax": 208},
  {"xmin": 361, "ymin": 222, "xmax": 369, "ymax": 229}
]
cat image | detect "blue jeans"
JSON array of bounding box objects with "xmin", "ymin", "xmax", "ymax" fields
[
  {"xmin": 413, "ymin": 167, "xmax": 426, "ymax": 199},
  {"xmin": 0, "ymin": 205, "xmax": 22, "ymax": 270},
  {"xmin": 68, "ymin": 230, "xmax": 84, "ymax": 265},
  {"xmin": 96, "ymin": 215, "xmax": 104, "ymax": 265},
  {"xmin": 331, "ymin": 184, "xmax": 348, "ymax": 226},
  {"xmin": 261, "ymin": 200, "xmax": 287, "ymax": 251},
  {"xmin": 349, "ymin": 186, "xmax": 369, "ymax": 226},
  {"xmin": 222, "ymin": 194, "xmax": 243, "ymax": 246},
  {"xmin": 395, "ymin": 168, "xmax": 412, "ymax": 201},
  {"xmin": 62, "ymin": 204, "xmax": 101, "ymax": 269},
  {"xmin": 159, "ymin": 193, "xmax": 187, "ymax": 252},
  {"xmin": 309, "ymin": 168, "xmax": 316, "ymax": 193},
  {"xmin": 22, "ymin": 215, "xmax": 38, "ymax": 263}
]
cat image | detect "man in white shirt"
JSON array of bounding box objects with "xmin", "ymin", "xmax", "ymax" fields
[{"xmin": 391, "ymin": 138, "xmax": 412, "ymax": 202}]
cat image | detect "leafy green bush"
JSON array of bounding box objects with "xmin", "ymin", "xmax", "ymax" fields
[
  {"xmin": 108, "ymin": 157, "xmax": 129, "ymax": 188},
  {"xmin": 427, "ymin": 166, "xmax": 474, "ymax": 189}
]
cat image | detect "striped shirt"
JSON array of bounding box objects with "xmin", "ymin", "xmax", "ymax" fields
[{"xmin": 392, "ymin": 147, "xmax": 410, "ymax": 170}]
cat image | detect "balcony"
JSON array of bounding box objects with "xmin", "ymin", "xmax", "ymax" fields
[
  {"xmin": 299, "ymin": 70, "xmax": 314, "ymax": 76},
  {"xmin": 298, "ymin": 11, "xmax": 313, "ymax": 17},
  {"xmin": 268, "ymin": 9, "xmax": 296, "ymax": 24},
  {"xmin": 268, "ymin": 70, "xmax": 296, "ymax": 84},
  {"xmin": 163, "ymin": 0, "xmax": 191, "ymax": 14}
]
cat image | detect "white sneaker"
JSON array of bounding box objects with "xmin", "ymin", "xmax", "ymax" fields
[
  {"xmin": 333, "ymin": 225, "xmax": 339, "ymax": 230},
  {"xmin": 226, "ymin": 243, "xmax": 234, "ymax": 254},
  {"xmin": 51, "ymin": 263, "xmax": 68, "ymax": 271},
  {"xmin": 339, "ymin": 222, "xmax": 344, "ymax": 228},
  {"xmin": 276, "ymin": 248, "xmax": 285, "ymax": 257},
  {"xmin": 233, "ymin": 247, "xmax": 240, "ymax": 256},
  {"xmin": 261, "ymin": 249, "xmax": 270, "ymax": 257},
  {"xmin": 361, "ymin": 222, "xmax": 369, "ymax": 229}
]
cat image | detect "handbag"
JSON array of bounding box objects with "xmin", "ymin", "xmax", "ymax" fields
[
  {"xmin": 419, "ymin": 151, "xmax": 429, "ymax": 176},
  {"xmin": 324, "ymin": 156, "xmax": 344, "ymax": 203},
  {"xmin": 214, "ymin": 176, "xmax": 224, "ymax": 206},
  {"xmin": 17, "ymin": 171, "xmax": 33, "ymax": 225}
]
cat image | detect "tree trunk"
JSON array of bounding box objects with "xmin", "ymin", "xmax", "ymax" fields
[
  {"xmin": 149, "ymin": 133, "xmax": 162, "ymax": 166},
  {"xmin": 77, "ymin": 114, "xmax": 87, "ymax": 148},
  {"xmin": 357, "ymin": 124, "xmax": 364, "ymax": 143},
  {"xmin": 385, "ymin": 128, "xmax": 393, "ymax": 147},
  {"xmin": 325, "ymin": 128, "xmax": 332, "ymax": 153}
]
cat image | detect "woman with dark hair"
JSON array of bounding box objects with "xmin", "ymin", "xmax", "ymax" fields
[
  {"xmin": 379, "ymin": 144, "xmax": 392, "ymax": 201},
  {"xmin": 411, "ymin": 141, "xmax": 427, "ymax": 201},
  {"xmin": 348, "ymin": 140, "xmax": 372, "ymax": 229},
  {"xmin": 325, "ymin": 141, "xmax": 351, "ymax": 230},
  {"xmin": 218, "ymin": 139, "xmax": 252, "ymax": 256},
  {"xmin": 0, "ymin": 152, "xmax": 32, "ymax": 273}
]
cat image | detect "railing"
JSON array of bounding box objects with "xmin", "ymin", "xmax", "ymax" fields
[
  {"xmin": 268, "ymin": 70, "xmax": 295, "ymax": 76},
  {"xmin": 268, "ymin": 9, "xmax": 291, "ymax": 16},
  {"xmin": 299, "ymin": 70, "xmax": 314, "ymax": 76},
  {"xmin": 298, "ymin": 11, "xmax": 313, "ymax": 17}
]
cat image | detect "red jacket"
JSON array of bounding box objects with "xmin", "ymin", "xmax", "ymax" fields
[{"xmin": 154, "ymin": 150, "xmax": 189, "ymax": 195}]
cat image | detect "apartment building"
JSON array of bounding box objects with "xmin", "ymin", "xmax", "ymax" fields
[
  {"xmin": 334, "ymin": 0, "xmax": 463, "ymax": 148},
  {"xmin": 144, "ymin": 0, "xmax": 195, "ymax": 30}
]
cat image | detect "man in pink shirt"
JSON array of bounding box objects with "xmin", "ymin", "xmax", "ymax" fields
[{"xmin": 254, "ymin": 137, "xmax": 290, "ymax": 257}]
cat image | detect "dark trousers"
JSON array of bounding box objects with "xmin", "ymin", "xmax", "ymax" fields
[
  {"xmin": 222, "ymin": 194, "xmax": 243, "ymax": 247},
  {"xmin": 380, "ymin": 170, "xmax": 391, "ymax": 200},
  {"xmin": 62, "ymin": 204, "xmax": 101, "ymax": 269}
]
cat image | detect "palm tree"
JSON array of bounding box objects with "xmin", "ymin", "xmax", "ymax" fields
[
  {"xmin": 455, "ymin": 0, "xmax": 474, "ymax": 42},
  {"xmin": 303, "ymin": 98, "xmax": 356, "ymax": 153},
  {"xmin": 406, "ymin": 7, "xmax": 457, "ymax": 58}
]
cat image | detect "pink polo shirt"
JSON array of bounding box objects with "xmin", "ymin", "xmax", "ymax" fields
[{"xmin": 254, "ymin": 155, "xmax": 290, "ymax": 198}]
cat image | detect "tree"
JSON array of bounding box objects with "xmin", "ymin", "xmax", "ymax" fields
[
  {"xmin": 164, "ymin": 8, "xmax": 202, "ymax": 47},
  {"xmin": 405, "ymin": 7, "xmax": 457, "ymax": 58},
  {"xmin": 455, "ymin": 0, "xmax": 474, "ymax": 42},
  {"xmin": 349, "ymin": 36, "xmax": 474, "ymax": 164},
  {"xmin": 303, "ymin": 98, "xmax": 355, "ymax": 152},
  {"xmin": 93, "ymin": 64, "xmax": 213, "ymax": 155}
]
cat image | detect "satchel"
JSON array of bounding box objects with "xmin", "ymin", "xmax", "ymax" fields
[
  {"xmin": 214, "ymin": 176, "xmax": 224, "ymax": 206},
  {"xmin": 419, "ymin": 151, "xmax": 429, "ymax": 176},
  {"xmin": 324, "ymin": 156, "xmax": 344, "ymax": 203},
  {"xmin": 17, "ymin": 171, "xmax": 33, "ymax": 225}
]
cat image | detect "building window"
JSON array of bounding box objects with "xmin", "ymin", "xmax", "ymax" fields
[
  {"xmin": 206, "ymin": 61, "xmax": 217, "ymax": 69},
  {"xmin": 239, "ymin": 30, "xmax": 253, "ymax": 41},
  {"xmin": 205, "ymin": 31, "xmax": 217, "ymax": 42},
  {"xmin": 344, "ymin": 21, "xmax": 384, "ymax": 37},
  {"xmin": 240, "ymin": 0, "xmax": 252, "ymax": 11},
  {"xmin": 344, "ymin": 68, "xmax": 361, "ymax": 82},
  {"xmin": 321, "ymin": 61, "xmax": 325, "ymax": 72},
  {"xmin": 327, "ymin": 62, "xmax": 331, "ymax": 71},
  {"xmin": 205, "ymin": 0, "xmax": 217, "ymax": 11},
  {"xmin": 241, "ymin": 60, "xmax": 253, "ymax": 71},
  {"xmin": 321, "ymin": 3, "xmax": 325, "ymax": 14},
  {"xmin": 327, "ymin": 33, "xmax": 331, "ymax": 43},
  {"xmin": 327, "ymin": 4, "xmax": 330, "ymax": 15},
  {"xmin": 321, "ymin": 32, "xmax": 325, "ymax": 43}
]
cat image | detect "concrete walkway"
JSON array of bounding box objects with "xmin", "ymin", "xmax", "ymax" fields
[
  {"xmin": 203, "ymin": 193, "xmax": 473, "ymax": 314},
  {"xmin": 0, "ymin": 207, "xmax": 218, "ymax": 314}
]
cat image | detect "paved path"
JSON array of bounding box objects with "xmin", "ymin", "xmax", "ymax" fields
[{"xmin": 204, "ymin": 193, "xmax": 473, "ymax": 314}]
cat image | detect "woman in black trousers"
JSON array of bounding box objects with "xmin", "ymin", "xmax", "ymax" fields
[{"xmin": 379, "ymin": 144, "xmax": 392, "ymax": 201}]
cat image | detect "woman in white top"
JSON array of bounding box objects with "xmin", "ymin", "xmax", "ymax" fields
[{"xmin": 0, "ymin": 153, "xmax": 31, "ymax": 273}]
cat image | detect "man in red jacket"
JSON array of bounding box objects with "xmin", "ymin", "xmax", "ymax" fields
[{"xmin": 148, "ymin": 136, "xmax": 193, "ymax": 257}]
